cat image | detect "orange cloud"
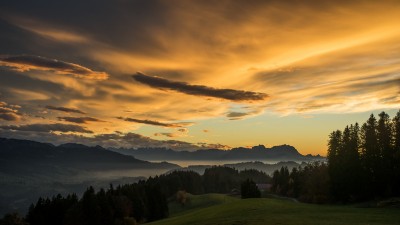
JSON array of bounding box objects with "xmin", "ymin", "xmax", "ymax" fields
[{"xmin": 0, "ymin": 55, "xmax": 108, "ymax": 80}]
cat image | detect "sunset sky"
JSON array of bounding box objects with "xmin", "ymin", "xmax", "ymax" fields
[{"xmin": 0, "ymin": 0, "xmax": 399, "ymax": 155}]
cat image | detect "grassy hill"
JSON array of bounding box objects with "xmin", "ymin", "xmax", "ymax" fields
[
  {"xmin": 150, "ymin": 194, "xmax": 400, "ymax": 225},
  {"xmin": 168, "ymin": 194, "xmax": 239, "ymax": 217}
]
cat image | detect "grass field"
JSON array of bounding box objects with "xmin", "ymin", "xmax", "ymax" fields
[{"xmin": 149, "ymin": 194, "xmax": 400, "ymax": 225}]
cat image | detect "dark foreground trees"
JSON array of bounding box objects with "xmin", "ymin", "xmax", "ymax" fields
[
  {"xmin": 13, "ymin": 168, "xmax": 271, "ymax": 225},
  {"xmin": 0, "ymin": 213, "xmax": 27, "ymax": 225},
  {"xmin": 241, "ymin": 179, "xmax": 261, "ymax": 198},
  {"xmin": 271, "ymin": 162, "xmax": 330, "ymax": 203},
  {"xmin": 328, "ymin": 110, "xmax": 400, "ymax": 202},
  {"xmin": 272, "ymin": 110, "xmax": 400, "ymax": 204},
  {"xmin": 26, "ymin": 182, "xmax": 167, "ymax": 225}
]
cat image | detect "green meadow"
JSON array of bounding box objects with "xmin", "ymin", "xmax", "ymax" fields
[{"xmin": 149, "ymin": 194, "xmax": 400, "ymax": 225}]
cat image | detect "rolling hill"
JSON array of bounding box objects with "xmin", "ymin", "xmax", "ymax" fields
[{"xmin": 150, "ymin": 194, "xmax": 400, "ymax": 225}]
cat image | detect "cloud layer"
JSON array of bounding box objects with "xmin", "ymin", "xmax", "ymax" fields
[
  {"xmin": 133, "ymin": 72, "xmax": 268, "ymax": 101},
  {"xmin": 0, "ymin": 123, "xmax": 93, "ymax": 133},
  {"xmin": 0, "ymin": 130, "xmax": 228, "ymax": 151},
  {"xmin": 0, "ymin": 55, "xmax": 108, "ymax": 80}
]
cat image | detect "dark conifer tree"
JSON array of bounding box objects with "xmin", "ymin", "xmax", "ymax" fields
[
  {"xmin": 392, "ymin": 110, "xmax": 400, "ymax": 195},
  {"xmin": 360, "ymin": 114, "xmax": 380, "ymax": 195},
  {"xmin": 241, "ymin": 179, "xmax": 261, "ymax": 198},
  {"xmin": 327, "ymin": 130, "xmax": 342, "ymax": 200},
  {"xmin": 377, "ymin": 111, "xmax": 394, "ymax": 195}
]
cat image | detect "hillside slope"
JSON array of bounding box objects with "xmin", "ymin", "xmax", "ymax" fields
[{"xmin": 150, "ymin": 196, "xmax": 400, "ymax": 225}]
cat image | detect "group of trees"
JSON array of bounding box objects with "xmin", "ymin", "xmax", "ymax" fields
[
  {"xmin": 271, "ymin": 162, "xmax": 330, "ymax": 203},
  {"xmin": 26, "ymin": 181, "xmax": 167, "ymax": 225},
  {"xmin": 2, "ymin": 168, "xmax": 271, "ymax": 225},
  {"xmin": 153, "ymin": 167, "xmax": 270, "ymax": 197},
  {"xmin": 328, "ymin": 111, "xmax": 400, "ymax": 202},
  {"xmin": 271, "ymin": 110, "xmax": 400, "ymax": 204},
  {"xmin": 203, "ymin": 167, "xmax": 271, "ymax": 194},
  {"xmin": 241, "ymin": 179, "xmax": 261, "ymax": 198}
]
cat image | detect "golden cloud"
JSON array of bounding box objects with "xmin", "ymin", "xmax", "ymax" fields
[{"xmin": 0, "ymin": 55, "xmax": 108, "ymax": 80}]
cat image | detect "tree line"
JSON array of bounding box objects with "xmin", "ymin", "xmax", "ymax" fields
[
  {"xmin": 26, "ymin": 180, "xmax": 167, "ymax": 225},
  {"xmin": 271, "ymin": 110, "xmax": 400, "ymax": 203},
  {"xmin": 1, "ymin": 168, "xmax": 270, "ymax": 225},
  {"xmin": 328, "ymin": 111, "xmax": 400, "ymax": 202},
  {"xmin": 271, "ymin": 162, "xmax": 329, "ymax": 203}
]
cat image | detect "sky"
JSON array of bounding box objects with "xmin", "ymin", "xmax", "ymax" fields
[{"xmin": 0, "ymin": 0, "xmax": 399, "ymax": 155}]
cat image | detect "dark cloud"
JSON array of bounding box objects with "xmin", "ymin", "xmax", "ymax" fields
[
  {"xmin": 0, "ymin": 110, "xmax": 21, "ymax": 121},
  {"xmin": 0, "ymin": 123, "xmax": 93, "ymax": 133},
  {"xmin": 154, "ymin": 132, "xmax": 177, "ymax": 138},
  {"xmin": 0, "ymin": 55, "xmax": 108, "ymax": 80},
  {"xmin": 117, "ymin": 117, "xmax": 194, "ymax": 128},
  {"xmin": 45, "ymin": 105, "xmax": 86, "ymax": 114},
  {"xmin": 132, "ymin": 72, "xmax": 268, "ymax": 101},
  {"xmin": 226, "ymin": 112, "xmax": 249, "ymax": 118},
  {"xmin": 57, "ymin": 116, "xmax": 104, "ymax": 124},
  {"xmin": 0, "ymin": 101, "xmax": 21, "ymax": 121}
]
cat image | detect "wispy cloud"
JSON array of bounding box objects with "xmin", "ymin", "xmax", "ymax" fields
[
  {"xmin": 178, "ymin": 128, "xmax": 188, "ymax": 132},
  {"xmin": 154, "ymin": 127, "xmax": 189, "ymax": 138},
  {"xmin": 45, "ymin": 105, "xmax": 86, "ymax": 114},
  {"xmin": 132, "ymin": 72, "xmax": 268, "ymax": 101},
  {"xmin": 57, "ymin": 116, "xmax": 104, "ymax": 124},
  {"xmin": 226, "ymin": 105, "xmax": 266, "ymax": 120},
  {"xmin": 226, "ymin": 112, "xmax": 249, "ymax": 119},
  {"xmin": 117, "ymin": 116, "xmax": 194, "ymax": 128},
  {"xmin": 154, "ymin": 132, "xmax": 179, "ymax": 138},
  {"xmin": 0, "ymin": 123, "xmax": 93, "ymax": 133},
  {"xmin": 0, "ymin": 55, "xmax": 108, "ymax": 80}
]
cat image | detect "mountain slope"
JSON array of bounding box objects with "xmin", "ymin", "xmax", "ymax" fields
[
  {"xmin": 0, "ymin": 137, "xmax": 179, "ymax": 173},
  {"xmin": 0, "ymin": 137, "xmax": 180, "ymax": 216}
]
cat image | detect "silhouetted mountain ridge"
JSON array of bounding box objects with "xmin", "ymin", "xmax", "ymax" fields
[
  {"xmin": 0, "ymin": 138, "xmax": 180, "ymax": 173},
  {"xmin": 110, "ymin": 144, "xmax": 323, "ymax": 162}
]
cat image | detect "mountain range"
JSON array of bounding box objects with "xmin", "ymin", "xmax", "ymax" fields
[
  {"xmin": 110, "ymin": 144, "xmax": 324, "ymax": 162},
  {"xmin": 0, "ymin": 137, "xmax": 324, "ymax": 216},
  {"xmin": 0, "ymin": 137, "xmax": 180, "ymax": 216},
  {"xmin": 0, "ymin": 137, "xmax": 179, "ymax": 174}
]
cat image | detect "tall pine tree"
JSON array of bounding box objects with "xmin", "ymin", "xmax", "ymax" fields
[
  {"xmin": 393, "ymin": 110, "xmax": 400, "ymax": 195},
  {"xmin": 377, "ymin": 112, "xmax": 394, "ymax": 195}
]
